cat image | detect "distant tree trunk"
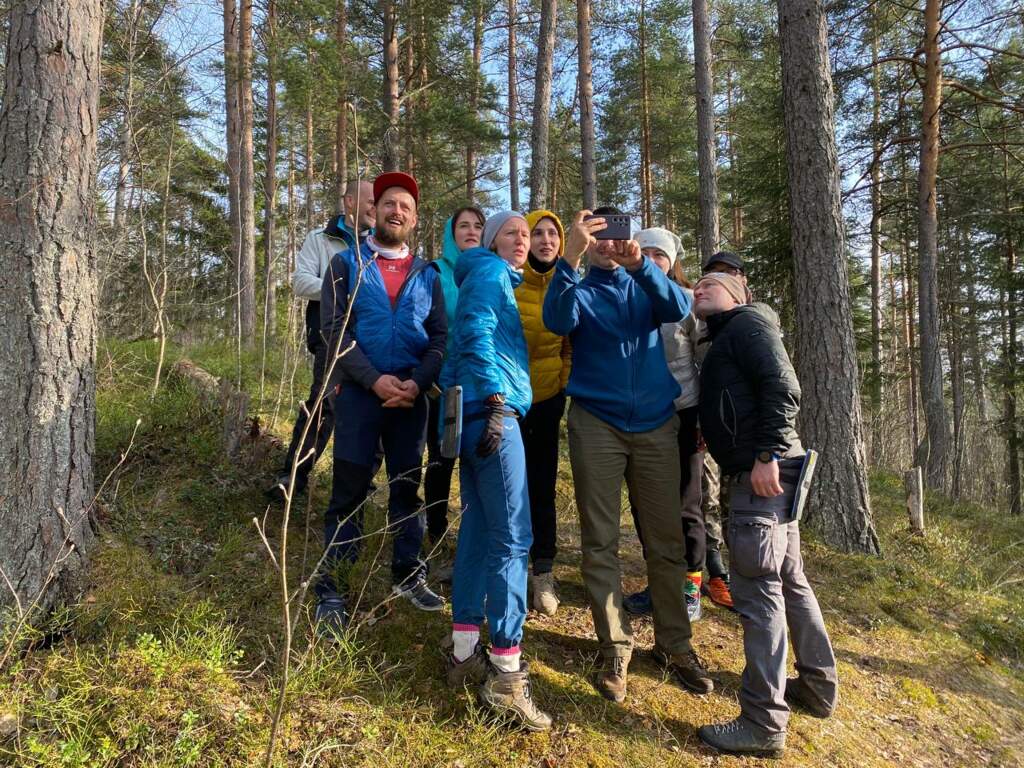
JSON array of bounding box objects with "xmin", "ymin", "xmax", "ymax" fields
[
  {"xmin": 528, "ymin": 0, "xmax": 557, "ymax": 210},
  {"xmin": 725, "ymin": 66, "xmax": 743, "ymax": 248},
  {"xmin": 263, "ymin": 0, "xmax": 278, "ymax": 338},
  {"xmin": 869, "ymin": 15, "xmax": 883, "ymax": 464},
  {"xmin": 1002, "ymin": 145, "xmax": 1021, "ymax": 514},
  {"xmin": 223, "ymin": 0, "xmax": 241, "ymax": 329},
  {"xmin": 638, "ymin": 0, "xmax": 653, "ymax": 227},
  {"xmin": 382, "ymin": 0, "xmax": 400, "ymax": 172},
  {"xmin": 466, "ymin": 0, "xmax": 484, "ymax": 200},
  {"xmin": 305, "ymin": 84, "xmax": 315, "ymax": 231},
  {"xmin": 0, "ymin": 0, "xmax": 101, "ymax": 618},
  {"xmin": 335, "ymin": 0, "xmax": 348, "ymax": 212},
  {"xmin": 692, "ymin": 0, "xmax": 719, "ymax": 262},
  {"xmin": 113, "ymin": 0, "xmax": 140, "ymax": 239},
  {"xmin": 236, "ymin": 0, "xmax": 257, "ymax": 343},
  {"xmin": 577, "ymin": 0, "xmax": 596, "ymax": 210},
  {"xmin": 917, "ymin": 0, "xmax": 949, "ymax": 490},
  {"xmin": 507, "ymin": 0, "xmax": 520, "ymax": 210},
  {"xmin": 777, "ymin": 0, "xmax": 879, "ymax": 554}
]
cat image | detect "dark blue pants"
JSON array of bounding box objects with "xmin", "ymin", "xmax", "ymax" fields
[{"xmin": 317, "ymin": 385, "xmax": 427, "ymax": 597}]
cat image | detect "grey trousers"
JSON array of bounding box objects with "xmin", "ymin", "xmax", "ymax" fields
[
  {"xmin": 567, "ymin": 402, "xmax": 693, "ymax": 659},
  {"xmin": 725, "ymin": 472, "xmax": 838, "ymax": 734}
]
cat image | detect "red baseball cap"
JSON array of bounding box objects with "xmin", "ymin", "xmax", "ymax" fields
[{"xmin": 373, "ymin": 171, "xmax": 419, "ymax": 207}]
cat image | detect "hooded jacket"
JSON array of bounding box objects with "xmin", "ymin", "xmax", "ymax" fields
[
  {"xmin": 661, "ymin": 287, "xmax": 701, "ymax": 410},
  {"xmin": 543, "ymin": 256, "xmax": 691, "ymax": 433},
  {"xmin": 697, "ymin": 304, "xmax": 801, "ymax": 474},
  {"xmin": 444, "ymin": 246, "xmax": 532, "ymax": 418},
  {"xmin": 515, "ymin": 210, "xmax": 571, "ymax": 403},
  {"xmin": 320, "ymin": 240, "xmax": 446, "ymax": 394},
  {"xmin": 293, "ymin": 216, "xmax": 364, "ymax": 350}
]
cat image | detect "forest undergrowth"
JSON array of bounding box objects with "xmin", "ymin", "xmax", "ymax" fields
[{"xmin": 0, "ymin": 339, "xmax": 1022, "ymax": 767}]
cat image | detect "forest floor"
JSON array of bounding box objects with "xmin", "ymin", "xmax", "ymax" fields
[{"xmin": 2, "ymin": 339, "xmax": 1023, "ymax": 767}]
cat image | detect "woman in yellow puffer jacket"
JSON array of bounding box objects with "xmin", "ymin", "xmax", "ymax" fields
[{"xmin": 515, "ymin": 209, "xmax": 571, "ymax": 616}]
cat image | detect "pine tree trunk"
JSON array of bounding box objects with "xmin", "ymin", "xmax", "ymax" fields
[
  {"xmin": 466, "ymin": 0, "xmax": 483, "ymax": 200},
  {"xmin": 869, "ymin": 14, "xmax": 883, "ymax": 464},
  {"xmin": 507, "ymin": 0, "xmax": 519, "ymax": 210},
  {"xmin": 0, "ymin": 0, "xmax": 101, "ymax": 618},
  {"xmin": 305, "ymin": 84, "xmax": 315, "ymax": 231},
  {"xmin": 917, "ymin": 0, "xmax": 949, "ymax": 490},
  {"xmin": 528, "ymin": 0, "xmax": 557, "ymax": 210},
  {"xmin": 263, "ymin": 0, "xmax": 278, "ymax": 338},
  {"xmin": 725, "ymin": 66, "xmax": 743, "ymax": 247},
  {"xmin": 335, "ymin": 0, "xmax": 348, "ymax": 212},
  {"xmin": 777, "ymin": 0, "xmax": 879, "ymax": 554},
  {"xmin": 638, "ymin": 0, "xmax": 653, "ymax": 227},
  {"xmin": 382, "ymin": 0, "xmax": 401, "ymax": 172},
  {"xmin": 1002, "ymin": 144, "xmax": 1021, "ymax": 514},
  {"xmin": 692, "ymin": 0, "xmax": 719, "ymax": 262},
  {"xmin": 223, "ymin": 0, "xmax": 241, "ymax": 331},
  {"xmin": 237, "ymin": 0, "xmax": 257, "ymax": 343},
  {"xmin": 577, "ymin": 0, "xmax": 596, "ymax": 210}
]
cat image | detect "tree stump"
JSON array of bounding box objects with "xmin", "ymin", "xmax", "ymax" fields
[
  {"xmin": 171, "ymin": 358, "xmax": 250, "ymax": 459},
  {"xmin": 906, "ymin": 466, "xmax": 925, "ymax": 535}
]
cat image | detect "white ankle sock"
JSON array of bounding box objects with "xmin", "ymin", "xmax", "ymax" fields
[
  {"xmin": 452, "ymin": 625, "xmax": 480, "ymax": 663},
  {"xmin": 489, "ymin": 646, "xmax": 521, "ymax": 673}
]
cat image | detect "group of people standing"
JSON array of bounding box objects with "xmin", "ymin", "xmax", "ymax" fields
[{"xmin": 271, "ymin": 170, "xmax": 838, "ymax": 758}]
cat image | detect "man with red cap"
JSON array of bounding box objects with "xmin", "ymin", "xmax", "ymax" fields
[{"xmin": 315, "ymin": 171, "xmax": 447, "ymax": 634}]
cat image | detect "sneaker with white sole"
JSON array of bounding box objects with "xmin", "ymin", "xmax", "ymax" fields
[{"xmin": 393, "ymin": 573, "xmax": 445, "ymax": 611}]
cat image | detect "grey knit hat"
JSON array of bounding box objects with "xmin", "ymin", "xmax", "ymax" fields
[{"xmin": 483, "ymin": 210, "xmax": 528, "ymax": 251}]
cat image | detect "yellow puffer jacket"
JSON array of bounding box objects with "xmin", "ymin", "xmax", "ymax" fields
[{"xmin": 515, "ymin": 210, "xmax": 572, "ymax": 404}]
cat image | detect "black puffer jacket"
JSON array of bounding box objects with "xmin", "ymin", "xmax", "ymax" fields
[{"xmin": 697, "ymin": 304, "xmax": 800, "ymax": 474}]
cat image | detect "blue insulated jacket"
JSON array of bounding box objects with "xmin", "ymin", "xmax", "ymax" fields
[
  {"xmin": 320, "ymin": 241, "xmax": 447, "ymax": 393},
  {"xmin": 445, "ymin": 247, "xmax": 532, "ymax": 418},
  {"xmin": 542, "ymin": 256, "xmax": 691, "ymax": 432},
  {"xmin": 437, "ymin": 217, "xmax": 461, "ymax": 333}
]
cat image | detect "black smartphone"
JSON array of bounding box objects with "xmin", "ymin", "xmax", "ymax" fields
[{"xmin": 584, "ymin": 213, "xmax": 632, "ymax": 240}]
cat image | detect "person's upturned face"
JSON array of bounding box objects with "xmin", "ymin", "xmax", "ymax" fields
[
  {"xmin": 493, "ymin": 218, "xmax": 530, "ymax": 268},
  {"xmin": 693, "ymin": 279, "xmax": 740, "ymax": 320},
  {"xmin": 643, "ymin": 247, "xmax": 672, "ymax": 275},
  {"xmin": 530, "ymin": 218, "xmax": 561, "ymax": 263},
  {"xmin": 453, "ymin": 211, "xmax": 484, "ymax": 251},
  {"xmin": 587, "ymin": 238, "xmax": 620, "ymax": 269},
  {"xmin": 344, "ymin": 181, "xmax": 375, "ymax": 230},
  {"xmin": 374, "ymin": 188, "xmax": 418, "ymax": 246}
]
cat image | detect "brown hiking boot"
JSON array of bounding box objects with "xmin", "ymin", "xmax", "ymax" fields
[
  {"xmin": 594, "ymin": 655, "xmax": 629, "ymax": 703},
  {"xmin": 653, "ymin": 646, "xmax": 714, "ymax": 695},
  {"xmin": 478, "ymin": 663, "xmax": 553, "ymax": 732},
  {"xmin": 446, "ymin": 644, "xmax": 490, "ymax": 689},
  {"xmin": 784, "ymin": 676, "xmax": 835, "ymax": 718}
]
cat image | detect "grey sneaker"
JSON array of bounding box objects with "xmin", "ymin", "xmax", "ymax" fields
[
  {"xmin": 529, "ymin": 572, "xmax": 559, "ymax": 616},
  {"xmin": 446, "ymin": 644, "xmax": 490, "ymax": 688},
  {"xmin": 785, "ymin": 676, "xmax": 835, "ymax": 718},
  {"xmin": 698, "ymin": 717, "xmax": 785, "ymax": 758},
  {"xmin": 314, "ymin": 596, "xmax": 349, "ymax": 639},
  {"xmin": 594, "ymin": 655, "xmax": 629, "ymax": 703},
  {"xmin": 478, "ymin": 663, "xmax": 553, "ymax": 732},
  {"xmin": 393, "ymin": 574, "xmax": 445, "ymax": 611}
]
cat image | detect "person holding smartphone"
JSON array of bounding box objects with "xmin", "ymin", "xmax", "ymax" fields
[{"xmin": 542, "ymin": 207, "xmax": 713, "ymax": 704}]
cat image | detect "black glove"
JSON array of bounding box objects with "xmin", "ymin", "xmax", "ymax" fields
[{"xmin": 476, "ymin": 394, "xmax": 506, "ymax": 458}]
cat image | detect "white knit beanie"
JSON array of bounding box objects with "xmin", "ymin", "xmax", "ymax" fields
[{"xmin": 636, "ymin": 227, "xmax": 683, "ymax": 265}]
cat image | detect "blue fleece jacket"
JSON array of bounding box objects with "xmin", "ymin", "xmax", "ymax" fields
[
  {"xmin": 542, "ymin": 256, "xmax": 691, "ymax": 432},
  {"xmin": 444, "ymin": 247, "xmax": 532, "ymax": 417}
]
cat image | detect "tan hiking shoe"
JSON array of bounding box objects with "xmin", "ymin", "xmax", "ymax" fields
[
  {"xmin": 446, "ymin": 644, "xmax": 490, "ymax": 689},
  {"xmin": 529, "ymin": 572, "xmax": 559, "ymax": 616},
  {"xmin": 653, "ymin": 646, "xmax": 714, "ymax": 695},
  {"xmin": 594, "ymin": 655, "xmax": 629, "ymax": 703},
  {"xmin": 478, "ymin": 663, "xmax": 553, "ymax": 732}
]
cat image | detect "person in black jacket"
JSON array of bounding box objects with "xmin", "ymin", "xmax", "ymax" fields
[{"xmin": 692, "ymin": 271, "xmax": 837, "ymax": 758}]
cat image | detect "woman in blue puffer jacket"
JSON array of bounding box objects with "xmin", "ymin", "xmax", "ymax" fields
[{"xmin": 442, "ymin": 211, "xmax": 552, "ymax": 732}]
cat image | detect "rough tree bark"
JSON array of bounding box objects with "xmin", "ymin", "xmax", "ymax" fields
[
  {"xmin": 869, "ymin": 13, "xmax": 883, "ymax": 463},
  {"xmin": 237, "ymin": 0, "xmax": 257, "ymax": 343},
  {"xmin": 577, "ymin": 0, "xmax": 596, "ymax": 210},
  {"xmin": 777, "ymin": 0, "xmax": 879, "ymax": 554},
  {"xmin": 263, "ymin": 0, "xmax": 278, "ymax": 337},
  {"xmin": 507, "ymin": 0, "xmax": 520, "ymax": 210},
  {"xmin": 335, "ymin": 0, "xmax": 348, "ymax": 211},
  {"xmin": 917, "ymin": 0, "xmax": 949, "ymax": 490},
  {"xmin": 528, "ymin": 0, "xmax": 557, "ymax": 210},
  {"xmin": 0, "ymin": 0, "xmax": 101, "ymax": 618},
  {"xmin": 692, "ymin": 0, "xmax": 719, "ymax": 262},
  {"xmin": 466, "ymin": 0, "xmax": 484, "ymax": 200},
  {"xmin": 223, "ymin": 0, "xmax": 241, "ymax": 328},
  {"xmin": 382, "ymin": 0, "xmax": 401, "ymax": 172},
  {"xmin": 638, "ymin": 0, "xmax": 653, "ymax": 227}
]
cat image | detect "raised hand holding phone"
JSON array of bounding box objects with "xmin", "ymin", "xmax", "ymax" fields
[{"xmin": 564, "ymin": 210, "xmax": 607, "ymax": 269}]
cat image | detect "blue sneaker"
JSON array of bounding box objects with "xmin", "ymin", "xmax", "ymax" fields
[
  {"xmin": 315, "ymin": 595, "xmax": 349, "ymax": 639},
  {"xmin": 623, "ymin": 586, "xmax": 652, "ymax": 616}
]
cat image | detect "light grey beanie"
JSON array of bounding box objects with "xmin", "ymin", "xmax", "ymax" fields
[
  {"xmin": 636, "ymin": 227, "xmax": 684, "ymax": 265},
  {"xmin": 483, "ymin": 210, "xmax": 528, "ymax": 251}
]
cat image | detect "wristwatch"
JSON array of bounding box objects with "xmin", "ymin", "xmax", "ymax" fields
[{"xmin": 756, "ymin": 450, "xmax": 781, "ymax": 463}]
